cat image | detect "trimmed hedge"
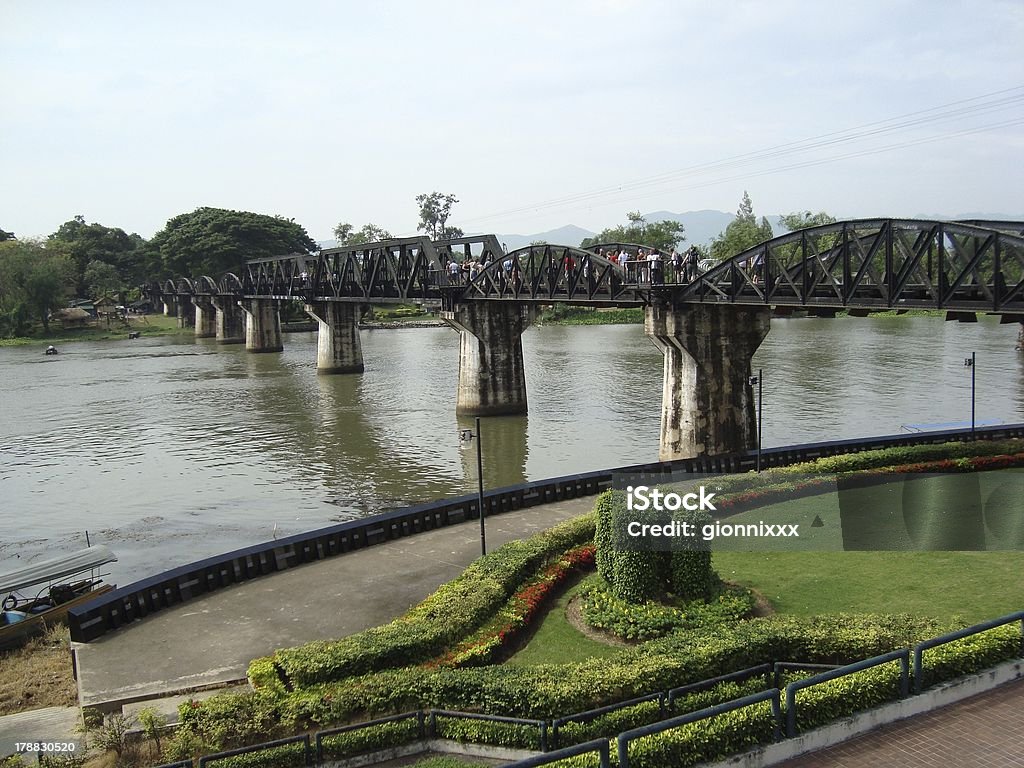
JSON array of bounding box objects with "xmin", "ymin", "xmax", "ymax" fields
[
  {"xmin": 578, "ymin": 582, "xmax": 755, "ymax": 641},
  {"xmin": 271, "ymin": 613, "xmax": 942, "ymax": 727},
  {"xmin": 318, "ymin": 718, "xmax": 421, "ymax": 761},
  {"xmin": 251, "ymin": 514, "xmax": 596, "ymax": 690}
]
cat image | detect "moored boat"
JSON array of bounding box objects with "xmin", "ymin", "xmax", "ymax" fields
[{"xmin": 0, "ymin": 545, "xmax": 117, "ymax": 651}]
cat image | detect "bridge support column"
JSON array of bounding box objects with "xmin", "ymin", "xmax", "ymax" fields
[
  {"xmin": 239, "ymin": 299, "xmax": 283, "ymax": 353},
  {"xmin": 211, "ymin": 295, "xmax": 245, "ymax": 344},
  {"xmin": 176, "ymin": 298, "xmax": 195, "ymax": 329},
  {"xmin": 193, "ymin": 298, "xmax": 217, "ymax": 339},
  {"xmin": 646, "ymin": 303, "xmax": 770, "ymax": 460},
  {"xmin": 304, "ymin": 302, "xmax": 364, "ymax": 374},
  {"xmin": 1017, "ymin": 322, "xmax": 1024, "ymax": 351},
  {"xmin": 442, "ymin": 303, "xmax": 535, "ymax": 416},
  {"xmin": 163, "ymin": 298, "xmax": 175, "ymax": 317}
]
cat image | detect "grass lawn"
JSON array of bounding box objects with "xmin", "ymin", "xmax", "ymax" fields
[
  {"xmin": 505, "ymin": 576, "xmax": 622, "ymax": 666},
  {"xmin": 713, "ymin": 550, "xmax": 1023, "ymax": 625}
]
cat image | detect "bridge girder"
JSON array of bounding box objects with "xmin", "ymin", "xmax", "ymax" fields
[
  {"xmin": 453, "ymin": 242, "xmax": 643, "ymax": 306},
  {"xmin": 144, "ymin": 220, "xmax": 1024, "ymax": 315},
  {"xmin": 665, "ymin": 219, "xmax": 1024, "ymax": 313}
]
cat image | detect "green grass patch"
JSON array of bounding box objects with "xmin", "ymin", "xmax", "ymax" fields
[
  {"xmin": 505, "ymin": 575, "xmax": 621, "ymax": 666},
  {"xmin": 536, "ymin": 306, "xmax": 643, "ymax": 325},
  {"xmin": 713, "ymin": 550, "xmax": 1024, "ymax": 623},
  {"xmin": 0, "ymin": 313, "xmax": 188, "ymax": 345}
]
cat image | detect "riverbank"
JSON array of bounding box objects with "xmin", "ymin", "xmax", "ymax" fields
[{"xmin": 0, "ymin": 314, "xmax": 189, "ymax": 347}]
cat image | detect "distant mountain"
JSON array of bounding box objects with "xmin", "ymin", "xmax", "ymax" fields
[
  {"xmin": 641, "ymin": 210, "xmax": 735, "ymax": 246},
  {"xmin": 496, "ymin": 225, "xmax": 597, "ymax": 251}
]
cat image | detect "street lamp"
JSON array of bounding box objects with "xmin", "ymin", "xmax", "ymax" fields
[
  {"xmin": 459, "ymin": 417, "xmax": 487, "ymax": 556},
  {"xmin": 748, "ymin": 368, "xmax": 763, "ymax": 472},
  {"xmin": 964, "ymin": 352, "xmax": 976, "ymax": 438}
]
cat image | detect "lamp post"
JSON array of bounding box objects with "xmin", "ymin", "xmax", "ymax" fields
[
  {"xmin": 963, "ymin": 352, "xmax": 975, "ymax": 438},
  {"xmin": 459, "ymin": 417, "xmax": 487, "ymax": 556},
  {"xmin": 748, "ymin": 368, "xmax": 763, "ymax": 472}
]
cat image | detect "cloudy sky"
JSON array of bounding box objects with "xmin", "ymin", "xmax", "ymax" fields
[{"xmin": 3, "ymin": 0, "xmax": 1022, "ymax": 242}]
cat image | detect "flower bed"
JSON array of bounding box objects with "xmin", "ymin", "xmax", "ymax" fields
[{"xmin": 426, "ymin": 545, "xmax": 596, "ymax": 669}]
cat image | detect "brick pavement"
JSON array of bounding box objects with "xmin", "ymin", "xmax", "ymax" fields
[{"xmin": 779, "ymin": 677, "xmax": 1024, "ymax": 767}]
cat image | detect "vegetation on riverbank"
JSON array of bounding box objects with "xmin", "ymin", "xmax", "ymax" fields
[
  {"xmin": 536, "ymin": 306, "xmax": 643, "ymax": 325},
  {"xmin": 0, "ymin": 313, "xmax": 188, "ymax": 347},
  {"xmin": 0, "ymin": 625, "xmax": 77, "ymax": 716}
]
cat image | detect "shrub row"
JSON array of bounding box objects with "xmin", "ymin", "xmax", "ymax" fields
[
  {"xmin": 172, "ymin": 618, "xmax": 1021, "ymax": 764},
  {"xmin": 250, "ymin": 514, "xmax": 596, "ymax": 691},
  {"xmin": 271, "ymin": 613, "xmax": 943, "ymax": 727}
]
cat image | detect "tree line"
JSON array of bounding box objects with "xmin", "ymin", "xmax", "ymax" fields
[{"xmin": 0, "ymin": 192, "xmax": 465, "ymax": 338}]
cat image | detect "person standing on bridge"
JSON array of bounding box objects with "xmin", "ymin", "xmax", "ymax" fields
[{"xmin": 448, "ymin": 259, "xmax": 461, "ymax": 284}]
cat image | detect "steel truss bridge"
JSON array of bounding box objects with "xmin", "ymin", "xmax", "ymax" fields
[{"xmin": 150, "ymin": 219, "xmax": 1024, "ymax": 316}]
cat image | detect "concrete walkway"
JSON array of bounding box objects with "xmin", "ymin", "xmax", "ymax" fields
[
  {"xmin": 778, "ymin": 677, "xmax": 1024, "ymax": 767},
  {"xmin": 73, "ymin": 497, "xmax": 596, "ymax": 711},
  {"xmin": 0, "ymin": 706, "xmax": 81, "ymax": 758}
]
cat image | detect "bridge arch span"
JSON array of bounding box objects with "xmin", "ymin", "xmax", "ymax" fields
[
  {"xmin": 675, "ymin": 218, "xmax": 1024, "ymax": 313},
  {"xmin": 218, "ymin": 272, "xmax": 244, "ymax": 294},
  {"xmin": 457, "ymin": 242, "xmax": 638, "ymax": 305}
]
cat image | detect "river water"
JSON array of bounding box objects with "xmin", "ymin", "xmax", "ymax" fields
[{"xmin": 1, "ymin": 316, "xmax": 1022, "ymax": 582}]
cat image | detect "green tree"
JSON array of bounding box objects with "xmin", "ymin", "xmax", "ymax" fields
[
  {"xmin": 83, "ymin": 260, "xmax": 124, "ymax": 297},
  {"xmin": 709, "ymin": 191, "xmax": 774, "ymax": 261},
  {"xmin": 580, "ymin": 211, "xmax": 686, "ymax": 251},
  {"xmin": 0, "ymin": 240, "xmax": 74, "ymax": 334},
  {"xmin": 333, "ymin": 222, "xmax": 393, "ymax": 245},
  {"xmin": 415, "ymin": 192, "xmax": 463, "ymax": 241},
  {"xmin": 48, "ymin": 215, "xmax": 147, "ymax": 291},
  {"xmin": 779, "ymin": 210, "xmax": 837, "ymax": 231},
  {"xmin": 149, "ymin": 207, "xmax": 317, "ymax": 278}
]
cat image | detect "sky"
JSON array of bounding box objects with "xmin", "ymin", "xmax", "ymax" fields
[{"xmin": 2, "ymin": 0, "xmax": 1023, "ymax": 243}]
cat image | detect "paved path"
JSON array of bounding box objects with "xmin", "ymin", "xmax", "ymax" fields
[
  {"xmin": 778, "ymin": 677, "xmax": 1024, "ymax": 767},
  {"xmin": 0, "ymin": 706, "xmax": 80, "ymax": 759},
  {"xmin": 74, "ymin": 497, "xmax": 596, "ymax": 710}
]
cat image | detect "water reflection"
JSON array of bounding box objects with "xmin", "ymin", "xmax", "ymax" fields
[{"xmin": 0, "ymin": 316, "xmax": 1021, "ymax": 581}]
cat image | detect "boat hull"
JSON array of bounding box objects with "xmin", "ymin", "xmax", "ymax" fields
[{"xmin": 0, "ymin": 583, "xmax": 114, "ymax": 652}]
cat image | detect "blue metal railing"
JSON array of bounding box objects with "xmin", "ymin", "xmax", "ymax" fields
[
  {"xmin": 616, "ymin": 689, "xmax": 782, "ymax": 768},
  {"xmin": 785, "ymin": 649, "xmax": 910, "ymax": 737},
  {"xmin": 551, "ymin": 692, "xmax": 665, "ymax": 749},
  {"xmin": 429, "ymin": 709, "xmax": 549, "ymax": 752},
  {"xmin": 912, "ymin": 610, "xmax": 1024, "ymax": 694},
  {"xmin": 666, "ymin": 663, "xmax": 773, "ymax": 708},
  {"xmin": 505, "ymin": 738, "xmax": 612, "ymax": 768},
  {"xmin": 314, "ymin": 710, "xmax": 424, "ymax": 763},
  {"xmin": 198, "ymin": 734, "xmax": 311, "ymax": 768}
]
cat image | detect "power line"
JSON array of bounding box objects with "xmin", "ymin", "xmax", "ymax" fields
[{"xmin": 458, "ymin": 85, "xmax": 1024, "ymax": 228}]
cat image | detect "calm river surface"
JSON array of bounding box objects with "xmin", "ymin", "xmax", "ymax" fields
[{"xmin": 2, "ymin": 317, "xmax": 1022, "ymax": 582}]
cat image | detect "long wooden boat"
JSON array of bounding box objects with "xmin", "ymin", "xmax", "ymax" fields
[{"xmin": 0, "ymin": 545, "xmax": 116, "ymax": 651}]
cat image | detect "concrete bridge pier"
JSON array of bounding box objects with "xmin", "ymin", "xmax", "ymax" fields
[
  {"xmin": 176, "ymin": 297, "xmax": 195, "ymax": 329},
  {"xmin": 646, "ymin": 303, "xmax": 771, "ymax": 460},
  {"xmin": 239, "ymin": 299, "xmax": 283, "ymax": 353},
  {"xmin": 193, "ymin": 298, "xmax": 217, "ymax": 339},
  {"xmin": 304, "ymin": 301, "xmax": 364, "ymax": 374},
  {"xmin": 162, "ymin": 298, "xmax": 176, "ymax": 317},
  {"xmin": 1017, "ymin": 322, "xmax": 1024, "ymax": 351},
  {"xmin": 211, "ymin": 295, "xmax": 245, "ymax": 344},
  {"xmin": 442, "ymin": 303, "xmax": 536, "ymax": 416}
]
